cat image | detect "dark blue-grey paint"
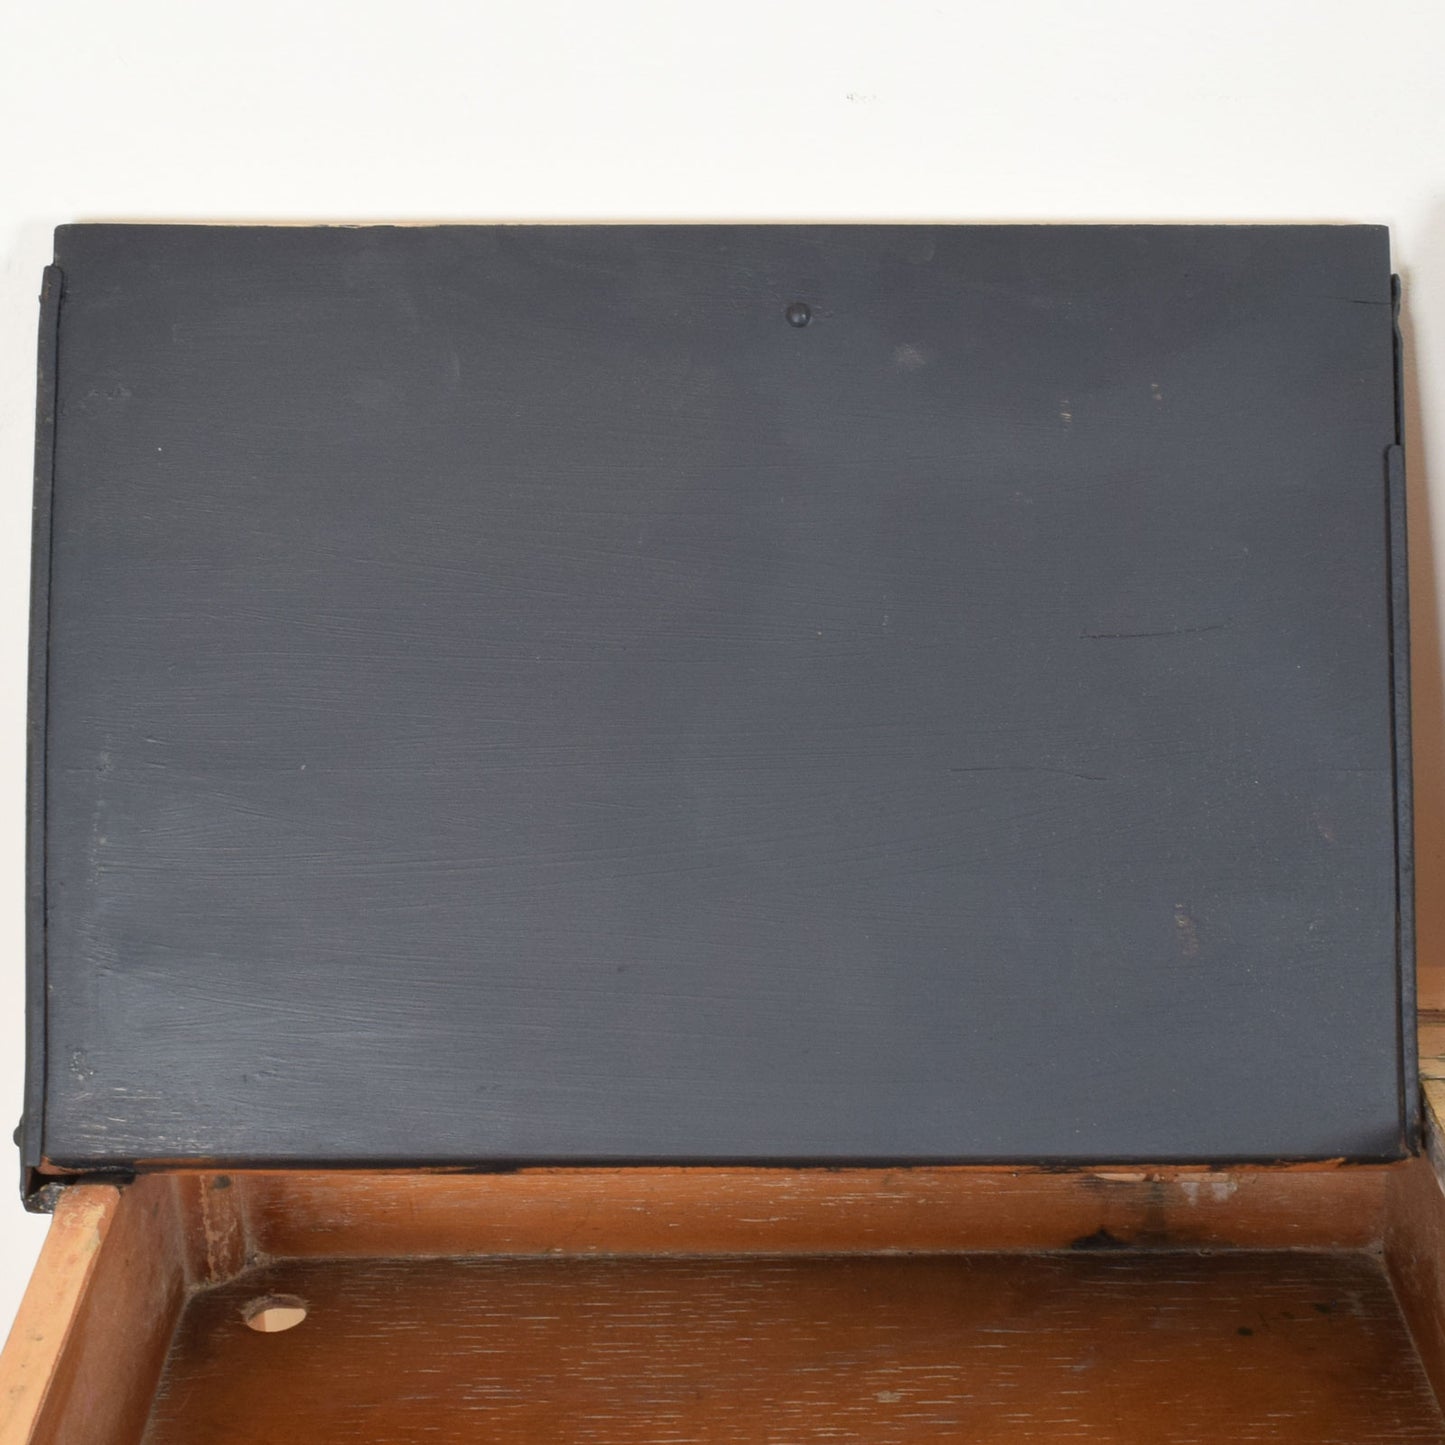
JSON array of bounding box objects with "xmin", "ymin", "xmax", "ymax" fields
[{"xmin": 22, "ymin": 224, "xmax": 1414, "ymax": 1191}]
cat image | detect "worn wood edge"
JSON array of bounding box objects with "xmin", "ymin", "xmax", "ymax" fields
[
  {"xmin": 28, "ymin": 1174, "xmax": 188, "ymax": 1445},
  {"xmin": 172, "ymin": 1174, "xmax": 248, "ymax": 1286},
  {"xmin": 1419, "ymin": 1014, "xmax": 1445, "ymax": 1084},
  {"xmin": 1386, "ymin": 1153, "xmax": 1445, "ymax": 1409},
  {"xmin": 209, "ymin": 1163, "xmax": 1390, "ymax": 1260},
  {"xmin": 1385, "ymin": 1080, "xmax": 1445, "ymax": 1414},
  {"xmin": 0, "ymin": 1176, "xmax": 199, "ymax": 1445},
  {"xmin": 0, "ymin": 1186, "xmax": 117, "ymax": 1445}
]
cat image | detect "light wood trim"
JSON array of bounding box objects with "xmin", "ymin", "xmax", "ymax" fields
[
  {"xmin": 0, "ymin": 1186, "xmax": 118, "ymax": 1445},
  {"xmin": 0, "ymin": 1177, "xmax": 192, "ymax": 1445}
]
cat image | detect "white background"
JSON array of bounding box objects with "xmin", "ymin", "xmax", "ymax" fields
[{"xmin": 1, "ymin": 0, "xmax": 1443, "ymax": 1337}]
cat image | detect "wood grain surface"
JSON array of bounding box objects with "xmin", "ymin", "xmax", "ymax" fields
[
  {"xmin": 142, "ymin": 1251, "xmax": 1444, "ymax": 1444},
  {"xmin": 230, "ymin": 1162, "xmax": 1388, "ymax": 1257},
  {"xmin": 0, "ymin": 1150, "xmax": 1438, "ymax": 1442},
  {"xmin": 1388, "ymin": 1151, "xmax": 1445, "ymax": 1414}
]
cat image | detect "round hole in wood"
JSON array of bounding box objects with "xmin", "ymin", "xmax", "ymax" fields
[{"xmin": 242, "ymin": 1294, "xmax": 308, "ymax": 1333}]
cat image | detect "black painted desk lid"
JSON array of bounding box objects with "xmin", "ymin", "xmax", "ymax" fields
[{"xmin": 21, "ymin": 223, "xmax": 1413, "ymax": 1201}]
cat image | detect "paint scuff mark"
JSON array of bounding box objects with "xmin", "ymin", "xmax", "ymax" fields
[{"xmin": 1174, "ymin": 903, "xmax": 1200, "ymax": 959}]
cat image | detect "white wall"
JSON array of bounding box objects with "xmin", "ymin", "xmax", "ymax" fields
[{"xmin": 1, "ymin": 0, "xmax": 1442, "ymax": 1337}]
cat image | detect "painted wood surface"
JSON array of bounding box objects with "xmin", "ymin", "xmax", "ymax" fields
[{"xmin": 32, "ymin": 224, "xmax": 1410, "ymax": 1175}]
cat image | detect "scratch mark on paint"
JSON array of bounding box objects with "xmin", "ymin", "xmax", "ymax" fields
[
  {"xmin": 1081, "ymin": 623, "xmax": 1227, "ymax": 640},
  {"xmin": 949, "ymin": 765, "xmax": 1106, "ymax": 783}
]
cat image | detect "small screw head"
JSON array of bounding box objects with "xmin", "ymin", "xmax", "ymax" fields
[{"xmin": 784, "ymin": 301, "xmax": 812, "ymax": 328}]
